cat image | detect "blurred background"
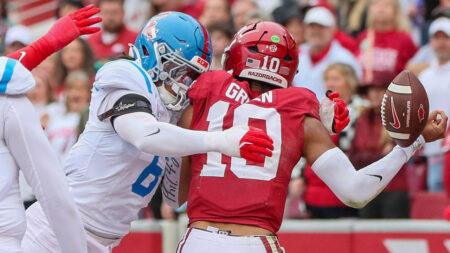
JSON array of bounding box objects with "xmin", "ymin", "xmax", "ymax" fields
[{"xmin": 3, "ymin": 0, "xmax": 450, "ymax": 252}]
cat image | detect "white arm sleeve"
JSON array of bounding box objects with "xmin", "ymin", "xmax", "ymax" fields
[
  {"xmin": 113, "ymin": 112, "xmax": 247, "ymax": 157},
  {"xmin": 311, "ymin": 136, "xmax": 425, "ymax": 208},
  {"xmin": 4, "ymin": 97, "xmax": 87, "ymax": 253}
]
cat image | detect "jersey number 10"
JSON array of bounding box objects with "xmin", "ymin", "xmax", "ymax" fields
[{"xmin": 201, "ymin": 101, "xmax": 281, "ymax": 181}]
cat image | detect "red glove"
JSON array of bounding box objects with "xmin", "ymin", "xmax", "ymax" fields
[
  {"xmin": 7, "ymin": 4, "xmax": 101, "ymax": 70},
  {"xmin": 239, "ymin": 127, "xmax": 274, "ymax": 163},
  {"xmin": 327, "ymin": 91, "xmax": 350, "ymax": 133},
  {"xmin": 320, "ymin": 91, "xmax": 350, "ymax": 134}
]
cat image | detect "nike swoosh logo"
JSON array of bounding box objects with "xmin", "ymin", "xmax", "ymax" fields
[
  {"xmin": 389, "ymin": 96, "xmax": 401, "ymax": 129},
  {"xmin": 367, "ymin": 174, "xmax": 383, "ymax": 182},
  {"xmin": 19, "ymin": 51, "xmax": 26, "ymax": 61},
  {"xmin": 145, "ymin": 128, "xmax": 160, "ymax": 137}
]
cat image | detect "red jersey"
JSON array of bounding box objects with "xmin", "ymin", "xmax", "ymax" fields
[
  {"xmin": 87, "ymin": 26, "xmax": 138, "ymax": 60},
  {"xmin": 443, "ymin": 131, "xmax": 450, "ymax": 197},
  {"xmin": 187, "ymin": 70, "xmax": 320, "ymax": 233},
  {"xmin": 356, "ymin": 30, "xmax": 417, "ymax": 80}
]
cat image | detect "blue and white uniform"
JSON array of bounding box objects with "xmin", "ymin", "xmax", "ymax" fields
[
  {"xmin": 66, "ymin": 60, "xmax": 180, "ymax": 237},
  {"xmin": 22, "ymin": 12, "xmax": 256, "ymax": 253},
  {"xmin": 22, "ymin": 60, "xmax": 181, "ymax": 252},
  {"xmin": 0, "ymin": 57, "xmax": 87, "ymax": 253}
]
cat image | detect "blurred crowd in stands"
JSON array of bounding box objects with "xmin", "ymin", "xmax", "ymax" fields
[{"xmin": 1, "ymin": 0, "xmax": 449, "ymax": 220}]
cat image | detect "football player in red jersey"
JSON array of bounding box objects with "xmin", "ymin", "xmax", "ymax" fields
[{"xmin": 175, "ymin": 21, "xmax": 447, "ymax": 252}]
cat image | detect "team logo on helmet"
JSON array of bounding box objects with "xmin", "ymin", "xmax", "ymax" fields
[
  {"xmin": 143, "ymin": 21, "xmax": 158, "ymax": 39},
  {"xmin": 269, "ymin": 45, "xmax": 277, "ymax": 52}
]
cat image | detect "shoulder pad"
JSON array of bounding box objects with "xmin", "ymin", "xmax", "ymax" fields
[
  {"xmin": 188, "ymin": 70, "xmax": 233, "ymax": 100},
  {"xmin": 94, "ymin": 60, "xmax": 154, "ymax": 95},
  {"xmin": 0, "ymin": 57, "xmax": 35, "ymax": 95},
  {"xmin": 271, "ymin": 87, "xmax": 320, "ymax": 119}
]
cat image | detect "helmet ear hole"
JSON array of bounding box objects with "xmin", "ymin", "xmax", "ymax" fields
[
  {"xmin": 142, "ymin": 46, "xmax": 150, "ymax": 56},
  {"xmin": 284, "ymin": 54, "xmax": 292, "ymax": 62},
  {"xmin": 248, "ymin": 46, "xmax": 259, "ymax": 53}
]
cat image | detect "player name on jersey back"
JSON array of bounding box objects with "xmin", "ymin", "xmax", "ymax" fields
[
  {"xmin": 225, "ymin": 82, "xmax": 274, "ymax": 104},
  {"xmin": 187, "ymin": 70, "xmax": 321, "ymax": 233}
]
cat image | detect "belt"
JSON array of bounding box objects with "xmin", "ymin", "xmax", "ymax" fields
[{"xmin": 192, "ymin": 226, "xmax": 276, "ymax": 237}]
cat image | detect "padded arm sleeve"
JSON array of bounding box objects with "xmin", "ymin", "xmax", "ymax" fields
[
  {"xmin": 4, "ymin": 97, "xmax": 87, "ymax": 253},
  {"xmin": 311, "ymin": 136, "xmax": 425, "ymax": 208},
  {"xmin": 103, "ymin": 93, "xmax": 246, "ymax": 158},
  {"xmin": 113, "ymin": 112, "xmax": 242, "ymax": 157}
]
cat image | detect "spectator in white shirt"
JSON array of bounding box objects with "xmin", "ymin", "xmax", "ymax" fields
[
  {"xmin": 293, "ymin": 6, "xmax": 362, "ymax": 100},
  {"xmin": 46, "ymin": 71, "xmax": 91, "ymax": 160},
  {"xmin": 419, "ymin": 17, "xmax": 450, "ymax": 191}
]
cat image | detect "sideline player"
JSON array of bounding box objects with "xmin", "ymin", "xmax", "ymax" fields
[
  {"xmin": 0, "ymin": 6, "xmax": 101, "ymax": 253},
  {"xmin": 176, "ymin": 21, "xmax": 448, "ymax": 252},
  {"xmin": 22, "ymin": 12, "xmax": 273, "ymax": 253},
  {"xmin": 0, "ymin": 58, "xmax": 88, "ymax": 253}
]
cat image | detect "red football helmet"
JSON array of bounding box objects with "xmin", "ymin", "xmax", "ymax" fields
[{"xmin": 222, "ymin": 21, "xmax": 298, "ymax": 88}]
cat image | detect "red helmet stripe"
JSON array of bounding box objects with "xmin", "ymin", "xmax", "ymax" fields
[{"xmin": 200, "ymin": 24, "xmax": 210, "ymax": 59}]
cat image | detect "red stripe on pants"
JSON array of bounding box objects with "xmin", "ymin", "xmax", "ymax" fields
[
  {"xmin": 176, "ymin": 228, "xmax": 193, "ymax": 253},
  {"xmin": 260, "ymin": 236, "xmax": 273, "ymax": 253}
]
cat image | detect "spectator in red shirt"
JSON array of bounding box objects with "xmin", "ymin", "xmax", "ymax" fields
[
  {"xmin": 357, "ymin": 0, "xmax": 417, "ymax": 84},
  {"xmin": 87, "ymin": 0, "xmax": 138, "ymax": 62},
  {"xmin": 443, "ymin": 130, "xmax": 450, "ymax": 197},
  {"xmin": 305, "ymin": 0, "xmax": 359, "ymax": 55},
  {"xmin": 444, "ymin": 129, "xmax": 450, "ymax": 220}
]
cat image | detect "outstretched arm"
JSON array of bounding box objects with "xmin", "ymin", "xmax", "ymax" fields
[
  {"xmin": 6, "ymin": 5, "xmax": 101, "ymax": 70},
  {"xmin": 103, "ymin": 92, "xmax": 273, "ymax": 161},
  {"xmin": 4, "ymin": 96, "xmax": 87, "ymax": 253},
  {"xmin": 303, "ymin": 111, "xmax": 447, "ymax": 208},
  {"xmin": 114, "ymin": 111, "xmax": 272, "ymax": 160}
]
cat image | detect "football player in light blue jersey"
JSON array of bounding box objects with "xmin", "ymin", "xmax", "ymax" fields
[{"xmin": 22, "ymin": 12, "xmax": 273, "ymax": 253}]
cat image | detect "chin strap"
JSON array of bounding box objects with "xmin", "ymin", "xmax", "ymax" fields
[{"xmin": 157, "ymin": 85, "xmax": 187, "ymax": 111}]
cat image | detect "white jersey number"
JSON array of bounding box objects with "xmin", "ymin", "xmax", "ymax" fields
[{"xmin": 201, "ymin": 101, "xmax": 282, "ymax": 181}]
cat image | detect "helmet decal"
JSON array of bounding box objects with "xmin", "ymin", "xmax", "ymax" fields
[{"xmin": 132, "ymin": 12, "xmax": 212, "ymax": 111}]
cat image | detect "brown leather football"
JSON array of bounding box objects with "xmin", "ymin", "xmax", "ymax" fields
[{"xmin": 381, "ymin": 70, "xmax": 429, "ymax": 147}]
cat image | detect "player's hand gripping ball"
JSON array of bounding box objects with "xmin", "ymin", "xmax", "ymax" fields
[{"xmin": 381, "ymin": 70, "xmax": 429, "ymax": 147}]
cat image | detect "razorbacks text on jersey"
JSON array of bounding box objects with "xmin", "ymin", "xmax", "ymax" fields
[
  {"xmin": 187, "ymin": 70, "xmax": 320, "ymax": 233},
  {"xmin": 63, "ymin": 59, "xmax": 180, "ymax": 238}
]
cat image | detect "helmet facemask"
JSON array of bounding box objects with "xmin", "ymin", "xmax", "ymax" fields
[
  {"xmin": 130, "ymin": 12, "xmax": 212, "ymax": 111},
  {"xmin": 142, "ymin": 41, "xmax": 205, "ymax": 111}
]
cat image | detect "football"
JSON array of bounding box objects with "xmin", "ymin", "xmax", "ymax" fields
[{"xmin": 381, "ymin": 70, "xmax": 429, "ymax": 147}]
